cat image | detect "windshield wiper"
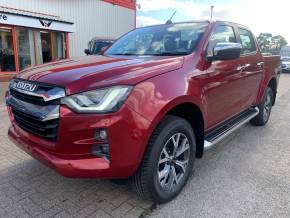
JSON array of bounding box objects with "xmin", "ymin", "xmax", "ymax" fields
[
  {"xmin": 108, "ymin": 52, "xmax": 189, "ymax": 56},
  {"xmin": 109, "ymin": 53, "xmax": 138, "ymax": 56}
]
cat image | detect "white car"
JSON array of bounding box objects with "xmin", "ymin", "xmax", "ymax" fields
[{"xmin": 282, "ymin": 57, "xmax": 290, "ymax": 72}]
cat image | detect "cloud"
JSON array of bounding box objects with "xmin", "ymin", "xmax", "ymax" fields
[
  {"xmin": 137, "ymin": 0, "xmax": 290, "ymax": 43},
  {"xmin": 137, "ymin": 0, "xmax": 195, "ymax": 12},
  {"xmin": 200, "ymin": 9, "xmax": 230, "ymax": 19},
  {"xmin": 137, "ymin": 0, "xmax": 208, "ymax": 18},
  {"xmin": 137, "ymin": 16, "xmax": 163, "ymax": 27}
]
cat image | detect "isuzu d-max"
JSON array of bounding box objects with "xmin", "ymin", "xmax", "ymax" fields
[{"xmin": 6, "ymin": 21, "xmax": 281, "ymax": 203}]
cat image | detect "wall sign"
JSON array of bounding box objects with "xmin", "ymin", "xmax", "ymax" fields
[
  {"xmin": 0, "ymin": 14, "xmax": 8, "ymax": 21},
  {"xmin": 39, "ymin": 19, "xmax": 52, "ymax": 28},
  {"xmin": 0, "ymin": 12, "xmax": 75, "ymax": 32}
]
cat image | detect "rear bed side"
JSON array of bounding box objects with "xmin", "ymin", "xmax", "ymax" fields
[{"xmin": 255, "ymin": 55, "xmax": 281, "ymax": 106}]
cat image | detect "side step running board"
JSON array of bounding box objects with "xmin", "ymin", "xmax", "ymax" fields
[{"xmin": 204, "ymin": 107, "xmax": 259, "ymax": 151}]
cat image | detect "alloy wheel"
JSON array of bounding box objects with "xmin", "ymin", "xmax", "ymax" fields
[
  {"xmin": 157, "ymin": 133, "xmax": 190, "ymax": 190},
  {"xmin": 263, "ymin": 92, "xmax": 272, "ymax": 121}
]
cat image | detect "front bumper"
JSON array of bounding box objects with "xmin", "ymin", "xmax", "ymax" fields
[{"xmin": 7, "ymin": 105, "xmax": 151, "ymax": 178}]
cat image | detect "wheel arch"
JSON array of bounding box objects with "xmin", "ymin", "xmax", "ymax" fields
[
  {"xmin": 166, "ymin": 102, "xmax": 205, "ymax": 158},
  {"xmin": 256, "ymin": 75, "xmax": 278, "ymax": 106},
  {"xmin": 143, "ymin": 98, "xmax": 205, "ymax": 160}
]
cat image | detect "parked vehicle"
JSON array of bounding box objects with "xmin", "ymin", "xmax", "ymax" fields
[
  {"xmin": 84, "ymin": 38, "xmax": 115, "ymax": 55},
  {"xmin": 281, "ymin": 46, "xmax": 290, "ymax": 57},
  {"xmin": 281, "ymin": 57, "xmax": 290, "ymax": 72},
  {"xmin": 6, "ymin": 20, "xmax": 281, "ymax": 203}
]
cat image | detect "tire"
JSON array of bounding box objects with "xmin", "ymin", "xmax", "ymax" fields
[
  {"xmin": 132, "ymin": 115, "xmax": 196, "ymax": 203},
  {"xmin": 250, "ymin": 87, "xmax": 274, "ymax": 126}
]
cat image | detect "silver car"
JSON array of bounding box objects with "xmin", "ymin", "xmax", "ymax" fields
[{"xmin": 282, "ymin": 57, "xmax": 290, "ymax": 72}]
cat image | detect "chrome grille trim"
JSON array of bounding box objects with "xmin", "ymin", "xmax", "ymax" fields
[
  {"xmin": 7, "ymin": 92, "xmax": 60, "ymax": 121},
  {"xmin": 9, "ymin": 79, "xmax": 65, "ymax": 102},
  {"xmin": 7, "ymin": 79, "xmax": 65, "ymax": 141}
]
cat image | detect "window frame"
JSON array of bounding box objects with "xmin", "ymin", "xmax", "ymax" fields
[{"xmin": 236, "ymin": 27, "xmax": 257, "ymax": 56}]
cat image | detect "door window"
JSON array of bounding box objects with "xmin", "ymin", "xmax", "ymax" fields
[
  {"xmin": 238, "ymin": 28, "xmax": 256, "ymax": 54},
  {"xmin": 207, "ymin": 25, "xmax": 237, "ymax": 56},
  {"xmin": 0, "ymin": 27, "xmax": 16, "ymax": 72}
]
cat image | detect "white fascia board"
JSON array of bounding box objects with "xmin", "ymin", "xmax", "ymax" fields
[{"xmin": 0, "ymin": 12, "xmax": 75, "ymax": 32}]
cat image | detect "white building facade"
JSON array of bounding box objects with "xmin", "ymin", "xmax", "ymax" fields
[{"xmin": 0, "ymin": 0, "xmax": 136, "ymax": 80}]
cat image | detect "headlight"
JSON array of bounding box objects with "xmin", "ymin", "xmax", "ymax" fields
[{"xmin": 61, "ymin": 86, "xmax": 132, "ymax": 113}]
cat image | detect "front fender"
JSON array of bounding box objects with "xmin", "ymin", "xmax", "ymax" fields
[{"xmin": 126, "ymin": 70, "xmax": 205, "ymax": 168}]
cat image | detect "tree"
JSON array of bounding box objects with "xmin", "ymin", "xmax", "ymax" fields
[
  {"xmin": 257, "ymin": 33, "xmax": 272, "ymax": 50},
  {"xmin": 257, "ymin": 33, "xmax": 288, "ymax": 51},
  {"xmin": 271, "ymin": 35, "xmax": 288, "ymax": 49}
]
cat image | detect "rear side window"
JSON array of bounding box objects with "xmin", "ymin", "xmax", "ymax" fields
[
  {"xmin": 238, "ymin": 28, "xmax": 256, "ymax": 54},
  {"xmin": 207, "ymin": 25, "xmax": 237, "ymax": 56}
]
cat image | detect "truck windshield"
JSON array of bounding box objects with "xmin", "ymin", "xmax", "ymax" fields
[{"xmin": 105, "ymin": 22, "xmax": 208, "ymax": 56}]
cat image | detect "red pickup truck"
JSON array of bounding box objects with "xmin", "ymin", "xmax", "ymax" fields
[{"xmin": 6, "ymin": 21, "xmax": 280, "ymax": 203}]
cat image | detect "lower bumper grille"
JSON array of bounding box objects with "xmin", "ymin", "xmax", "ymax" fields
[{"xmin": 12, "ymin": 108, "xmax": 59, "ymax": 141}]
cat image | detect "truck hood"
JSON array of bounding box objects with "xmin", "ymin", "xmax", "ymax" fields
[{"xmin": 17, "ymin": 55, "xmax": 184, "ymax": 95}]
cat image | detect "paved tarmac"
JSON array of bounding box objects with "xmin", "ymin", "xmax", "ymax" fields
[
  {"xmin": 1, "ymin": 74, "xmax": 290, "ymax": 217},
  {"xmin": 150, "ymin": 74, "xmax": 290, "ymax": 217}
]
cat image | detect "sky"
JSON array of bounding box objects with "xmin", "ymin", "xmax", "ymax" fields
[{"xmin": 136, "ymin": 0, "xmax": 290, "ymax": 44}]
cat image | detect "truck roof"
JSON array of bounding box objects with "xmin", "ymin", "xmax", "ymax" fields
[{"xmin": 140, "ymin": 20, "xmax": 250, "ymax": 31}]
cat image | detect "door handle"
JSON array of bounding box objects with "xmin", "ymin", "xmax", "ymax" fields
[
  {"xmin": 236, "ymin": 64, "xmax": 246, "ymax": 71},
  {"xmin": 257, "ymin": 62, "xmax": 264, "ymax": 68},
  {"xmin": 236, "ymin": 64, "xmax": 250, "ymax": 71}
]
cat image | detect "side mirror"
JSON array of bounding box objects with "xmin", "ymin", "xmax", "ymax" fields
[
  {"xmin": 207, "ymin": 42, "xmax": 242, "ymax": 62},
  {"xmin": 84, "ymin": 49, "xmax": 91, "ymax": 56}
]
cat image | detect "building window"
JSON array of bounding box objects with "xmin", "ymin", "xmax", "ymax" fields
[
  {"xmin": 0, "ymin": 25, "xmax": 70, "ymax": 75},
  {"xmin": 0, "ymin": 27, "xmax": 16, "ymax": 72},
  {"xmin": 52, "ymin": 32, "xmax": 66, "ymax": 60},
  {"xmin": 16, "ymin": 27, "xmax": 36, "ymax": 71},
  {"xmin": 40, "ymin": 31, "xmax": 52, "ymax": 63},
  {"xmin": 35, "ymin": 31, "xmax": 53, "ymax": 64}
]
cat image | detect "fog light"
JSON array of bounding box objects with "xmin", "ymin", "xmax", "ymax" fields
[
  {"xmin": 101, "ymin": 144, "xmax": 109, "ymax": 154},
  {"xmin": 95, "ymin": 129, "xmax": 108, "ymax": 141},
  {"xmin": 91, "ymin": 144, "xmax": 110, "ymax": 160}
]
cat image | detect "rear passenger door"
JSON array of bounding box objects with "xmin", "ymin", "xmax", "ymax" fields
[{"xmin": 236, "ymin": 27, "xmax": 264, "ymax": 108}]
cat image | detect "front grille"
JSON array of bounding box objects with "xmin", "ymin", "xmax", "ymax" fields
[
  {"xmin": 8, "ymin": 80, "xmax": 64, "ymax": 142},
  {"xmin": 12, "ymin": 108, "xmax": 59, "ymax": 141}
]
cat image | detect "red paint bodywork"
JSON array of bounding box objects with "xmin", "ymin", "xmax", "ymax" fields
[
  {"xmin": 7, "ymin": 21, "xmax": 281, "ymax": 178},
  {"xmin": 102, "ymin": 0, "xmax": 136, "ymax": 10}
]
